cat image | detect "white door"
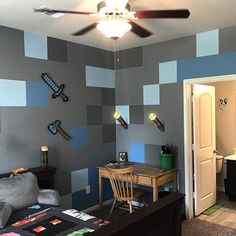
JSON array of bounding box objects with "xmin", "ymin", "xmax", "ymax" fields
[{"xmin": 193, "ymin": 84, "xmax": 216, "ymax": 216}]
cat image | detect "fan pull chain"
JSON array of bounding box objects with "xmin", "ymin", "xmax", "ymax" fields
[{"xmin": 113, "ymin": 39, "xmax": 120, "ymax": 70}]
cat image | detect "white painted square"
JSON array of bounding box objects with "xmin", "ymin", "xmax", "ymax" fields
[
  {"xmin": 24, "ymin": 31, "xmax": 48, "ymax": 60},
  {"xmin": 159, "ymin": 61, "xmax": 177, "ymax": 84},
  {"xmin": 115, "ymin": 105, "xmax": 130, "ymax": 124},
  {"xmin": 86, "ymin": 66, "xmax": 115, "ymax": 88},
  {"xmin": 0, "ymin": 79, "xmax": 26, "ymax": 106},
  {"xmin": 196, "ymin": 29, "xmax": 219, "ymax": 57},
  {"xmin": 143, "ymin": 84, "xmax": 160, "ymax": 105},
  {"xmin": 71, "ymin": 168, "xmax": 88, "ymax": 193}
]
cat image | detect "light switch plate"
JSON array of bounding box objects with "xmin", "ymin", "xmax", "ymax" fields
[{"xmin": 86, "ymin": 185, "xmax": 90, "ymax": 194}]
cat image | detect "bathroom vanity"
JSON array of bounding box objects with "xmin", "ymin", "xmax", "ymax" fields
[{"xmin": 224, "ymin": 155, "xmax": 236, "ymax": 201}]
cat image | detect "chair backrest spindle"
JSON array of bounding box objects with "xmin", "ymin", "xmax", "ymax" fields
[{"xmin": 106, "ymin": 166, "xmax": 134, "ymax": 201}]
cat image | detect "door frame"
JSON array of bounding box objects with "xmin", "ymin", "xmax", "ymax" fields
[{"xmin": 183, "ymin": 74, "xmax": 236, "ymax": 219}]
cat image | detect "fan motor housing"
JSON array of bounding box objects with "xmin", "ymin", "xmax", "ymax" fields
[{"xmin": 97, "ymin": 1, "xmax": 130, "ymax": 14}]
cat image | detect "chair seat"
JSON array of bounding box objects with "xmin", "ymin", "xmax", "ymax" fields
[
  {"xmin": 115, "ymin": 187, "xmax": 146, "ymax": 202},
  {"xmin": 106, "ymin": 166, "xmax": 146, "ymax": 216}
]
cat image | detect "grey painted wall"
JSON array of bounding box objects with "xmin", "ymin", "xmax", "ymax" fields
[
  {"xmin": 2, "ymin": 23, "xmax": 236, "ymax": 204},
  {"xmin": 0, "ymin": 26, "xmax": 116, "ymax": 197},
  {"xmin": 115, "ymin": 26, "xmax": 236, "ymax": 194}
]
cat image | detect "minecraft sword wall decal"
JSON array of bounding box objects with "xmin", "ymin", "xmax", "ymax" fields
[{"xmin": 42, "ymin": 73, "xmax": 69, "ymax": 102}]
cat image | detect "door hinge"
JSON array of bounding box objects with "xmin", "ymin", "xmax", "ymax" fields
[
  {"xmin": 193, "ymin": 192, "xmax": 196, "ymax": 199},
  {"xmin": 192, "ymin": 144, "xmax": 194, "ymax": 150}
]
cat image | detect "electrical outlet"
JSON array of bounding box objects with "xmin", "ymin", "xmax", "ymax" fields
[{"xmin": 86, "ymin": 185, "xmax": 90, "ymax": 194}]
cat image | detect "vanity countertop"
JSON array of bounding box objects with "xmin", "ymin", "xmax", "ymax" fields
[{"xmin": 224, "ymin": 155, "xmax": 236, "ymax": 161}]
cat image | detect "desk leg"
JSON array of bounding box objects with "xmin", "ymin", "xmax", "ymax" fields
[
  {"xmin": 99, "ymin": 170, "xmax": 103, "ymax": 208},
  {"xmin": 153, "ymin": 178, "xmax": 158, "ymax": 202}
]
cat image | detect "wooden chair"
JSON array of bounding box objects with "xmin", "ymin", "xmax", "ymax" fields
[{"xmin": 106, "ymin": 166, "xmax": 146, "ymax": 217}]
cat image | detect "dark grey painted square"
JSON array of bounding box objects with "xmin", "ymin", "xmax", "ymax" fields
[
  {"xmin": 219, "ymin": 26, "xmax": 236, "ymax": 53},
  {"xmin": 142, "ymin": 36, "xmax": 196, "ymax": 84},
  {"xmin": 103, "ymin": 124, "xmax": 116, "ymax": 143},
  {"xmin": 145, "ymin": 144, "xmax": 161, "ymax": 165},
  {"xmin": 116, "ymin": 67, "xmax": 144, "ymax": 105},
  {"xmin": 102, "ymin": 88, "xmax": 115, "ymax": 106},
  {"xmin": 103, "ymin": 106, "xmax": 115, "ymax": 124},
  {"xmin": 48, "ymin": 37, "xmax": 68, "ymax": 62},
  {"xmin": 116, "ymin": 47, "xmax": 143, "ymax": 69},
  {"xmin": 87, "ymin": 106, "xmax": 103, "ymax": 125},
  {"xmin": 130, "ymin": 105, "xmax": 144, "ymax": 124}
]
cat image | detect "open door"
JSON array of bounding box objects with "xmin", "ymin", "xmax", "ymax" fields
[{"xmin": 193, "ymin": 84, "xmax": 216, "ymax": 216}]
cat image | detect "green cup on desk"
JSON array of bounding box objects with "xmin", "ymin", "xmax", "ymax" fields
[{"xmin": 160, "ymin": 153, "xmax": 173, "ymax": 170}]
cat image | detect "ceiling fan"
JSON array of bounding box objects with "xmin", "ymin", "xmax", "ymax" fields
[{"xmin": 34, "ymin": 0, "xmax": 190, "ymax": 40}]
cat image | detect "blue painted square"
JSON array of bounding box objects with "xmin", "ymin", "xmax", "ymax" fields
[
  {"xmin": 115, "ymin": 105, "xmax": 130, "ymax": 124},
  {"xmin": 69, "ymin": 125, "xmax": 88, "ymax": 148},
  {"xmin": 143, "ymin": 84, "xmax": 160, "ymax": 105},
  {"xmin": 196, "ymin": 29, "xmax": 219, "ymax": 57},
  {"xmin": 71, "ymin": 168, "xmax": 88, "ymax": 193},
  {"xmin": 130, "ymin": 143, "xmax": 145, "ymax": 163},
  {"xmin": 88, "ymin": 167, "xmax": 112, "ymax": 203},
  {"xmin": 159, "ymin": 61, "xmax": 177, "ymax": 84},
  {"xmin": 24, "ymin": 31, "xmax": 48, "ymax": 60},
  {"xmin": 26, "ymin": 82, "xmax": 48, "ymax": 107},
  {"xmin": 177, "ymin": 51, "xmax": 236, "ymax": 81}
]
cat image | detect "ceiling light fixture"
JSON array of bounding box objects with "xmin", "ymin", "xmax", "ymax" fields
[{"xmin": 97, "ymin": 19, "xmax": 132, "ymax": 39}]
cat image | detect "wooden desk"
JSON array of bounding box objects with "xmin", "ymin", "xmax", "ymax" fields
[{"xmin": 98, "ymin": 163, "xmax": 177, "ymax": 207}]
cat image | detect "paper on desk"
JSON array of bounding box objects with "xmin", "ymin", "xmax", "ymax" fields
[{"xmin": 62, "ymin": 209, "xmax": 95, "ymax": 221}]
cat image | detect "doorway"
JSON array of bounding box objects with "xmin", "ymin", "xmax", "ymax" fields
[{"xmin": 183, "ymin": 74, "xmax": 236, "ymax": 219}]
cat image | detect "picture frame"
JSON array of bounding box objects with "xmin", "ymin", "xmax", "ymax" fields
[{"xmin": 119, "ymin": 152, "xmax": 128, "ymax": 163}]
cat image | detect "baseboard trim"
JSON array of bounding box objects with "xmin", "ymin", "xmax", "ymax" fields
[{"xmin": 83, "ymin": 199, "xmax": 114, "ymax": 213}]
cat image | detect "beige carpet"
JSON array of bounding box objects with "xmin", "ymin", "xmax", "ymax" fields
[{"xmin": 182, "ymin": 218, "xmax": 236, "ymax": 236}]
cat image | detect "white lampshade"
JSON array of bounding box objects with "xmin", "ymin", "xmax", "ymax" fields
[{"xmin": 97, "ymin": 19, "xmax": 132, "ymax": 39}]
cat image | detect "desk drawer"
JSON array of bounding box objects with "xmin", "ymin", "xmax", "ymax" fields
[{"xmin": 133, "ymin": 175, "xmax": 152, "ymax": 186}]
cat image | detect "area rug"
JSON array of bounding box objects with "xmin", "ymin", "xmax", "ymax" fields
[
  {"xmin": 182, "ymin": 218, "xmax": 236, "ymax": 236},
  {"xmin": 202, "ymin": 203, "xmax": 221, "ymax": 216}
]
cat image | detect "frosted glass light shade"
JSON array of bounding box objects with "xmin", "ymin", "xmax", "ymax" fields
[{"xmin": 97, "ymin": 20, "xmax": 132, "ymax": 39}]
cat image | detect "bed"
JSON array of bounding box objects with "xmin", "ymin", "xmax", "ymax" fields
[{"xmin": 0, "ymin": 192, "xmax": 184, "ymax": 236}]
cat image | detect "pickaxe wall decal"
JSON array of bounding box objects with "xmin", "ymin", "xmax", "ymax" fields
[
  {"xmin": 42, "ymin": 73, "xmax": 69, "ymax": 102},
  {"xmin": 48, "ymin": 120, "xmax": 71, "ymax": 141}
]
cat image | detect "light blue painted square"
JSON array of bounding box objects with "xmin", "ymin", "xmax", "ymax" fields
[
  {"xmin": 0, "ymin": 79, "xmax": 26, "ymax": 106},
  {"xmin": 115, "ymin": 105, "xmax": 130, "ymax": 124},
  {"xmin": 24, "ymin": 31, "xmax": 48, "ymax": 60},
  {"xmin": 130, "ymin": 143, "xmax": 145, "ymax": 163},
  {"xmin": 26, "ymin": 82, "xmax": 48, "ymax": 107},
  {"xmin": 143, "ymin": 84, "xmax": 160, "ymax": 105},
  {"xmin": 71, "ymin": 168, "xmax": 89, "ymax": 193},
  {"xmin": 69, "ymin": 126, "xmax": 88, "ymax": 148},
  {"xmin": 196, "ymin": 29, "xmax": 219, "ymax": 57},
  {"xmin": 159, "ymin": 61, "xmax": 177, "ymax": 84},
  {"xmin": 86, "ymin": 66, "xmax": 115, "ymax": 88}
]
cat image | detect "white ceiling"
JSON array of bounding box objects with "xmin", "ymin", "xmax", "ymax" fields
[{"xmin": 0, "ymin": 0, "xmax": 236, "ymax": 51}]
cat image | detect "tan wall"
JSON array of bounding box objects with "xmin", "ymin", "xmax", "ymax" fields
[{"xmin": 213, "ymin": 81, "xmax": 236, "ymax": 156}]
